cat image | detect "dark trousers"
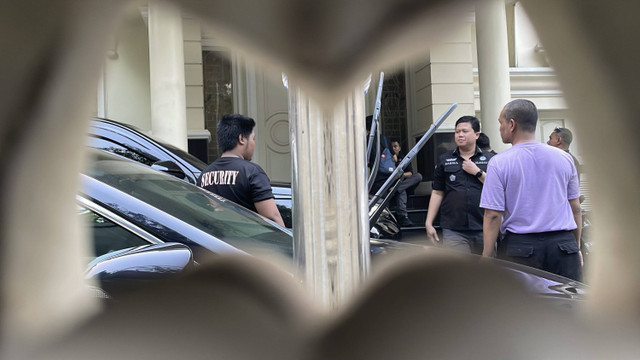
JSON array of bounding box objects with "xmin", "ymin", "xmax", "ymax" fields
[
  {"xmin": 501, "ymin": 230, "xmax": 582, "ymax": 281},
  {"xmin": 442, "ymin": 229, "xmax": 485, "ymax": 255},
  {"xmin": 393, "ymin": 173, "xmax": 422, "ymax": 218}
]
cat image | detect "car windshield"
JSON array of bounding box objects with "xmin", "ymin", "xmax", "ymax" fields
[{"xmin": 84, "ymin": 152, "xmax": 293, "ymax": 258}]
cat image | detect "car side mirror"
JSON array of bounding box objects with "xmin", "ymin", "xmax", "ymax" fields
[
  {"xmin": 86, "ymin": 243, "xmax": 195, "ymax": 299},
  {"xmin": 151, "ymin": 160, "xmax": 187, "ymax": 180}
]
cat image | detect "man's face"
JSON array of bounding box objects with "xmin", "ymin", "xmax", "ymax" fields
[
  {"xmin": 391, "ymin": 141, "xmax": 401, "ymax": 155},
  {"xmin": 547, "ymin": 131, "xmax": 561, "ymax": 147},
  {"xmin": 455, "ymin": 122, "xmax": 478, "ymax": 149},
  {"xmin": 498, "ymin": 108, "xmax": 512, "ymax": 144},
  {"xmin": 242, "ymin": 130, "xmax": 256, "ymax": 161}
]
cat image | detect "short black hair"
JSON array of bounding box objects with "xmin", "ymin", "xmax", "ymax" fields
[
  {"xmin": 216, "ymin": 114, "xmax": 256, "ymax": 153},
  {"xmin": 477, "ymin": 132, "xmax": 491, "ymax": 150},
  {"xmin": 503, "ymin": 99, "xmax": 538, "ymax": 133},
  {"xmin": 455, "ymin": 116, "xmax": 480, "ymax": 133}
]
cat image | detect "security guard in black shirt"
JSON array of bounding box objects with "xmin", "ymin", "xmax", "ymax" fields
[{"xmin": 425, "ymin": 116, "xmax": 494, "ymax": 254}]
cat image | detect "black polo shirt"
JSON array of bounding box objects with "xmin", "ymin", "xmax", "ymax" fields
[{"xmin": 432, "ymin": 147, "xmax": 494, "ymax": 231}]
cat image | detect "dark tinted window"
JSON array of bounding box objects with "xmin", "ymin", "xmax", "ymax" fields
[
  {"xmin": 158, "ymin": 140, "xmax": 208, "ymax": 171},
  {"xmin": 88, "ymin": 137, "xmax": 157, "ymax": 166},
  {"xmin": 78, "ymin": 205, "xmax": 151, "ymax": 259},
  {"xmin": 85, "ymin": 153, "xmax": 293, "ymax": 258}
]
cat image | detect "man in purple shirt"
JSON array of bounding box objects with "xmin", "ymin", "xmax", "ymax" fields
[{"xmin": 480, "ymin": 99, "xmax": 582, "ymax": 280}]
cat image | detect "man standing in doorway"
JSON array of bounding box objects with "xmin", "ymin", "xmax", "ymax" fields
[
  {"xmin": 198, "ymin": 113, "xmax": 285, "ymax": 227},
  {"xmin": 424, "ymin": 116, "xmax": 494, "ymax": 254},
  {"xmin": 481, "ymin": 99, "xmax": 582, "ymax": 280}
]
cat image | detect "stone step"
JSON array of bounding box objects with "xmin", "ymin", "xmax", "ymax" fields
[{"xmin": 407, "ymin": 194, "xmax": 429, "ymax": 209}]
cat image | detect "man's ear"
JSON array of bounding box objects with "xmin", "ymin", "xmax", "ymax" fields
[
  {"xmin": 508, "ymin": 119, "xmax": 517, "ymax": 132},
  {"xmin": 238, "ymin": 134, "xmax": 246, "ymax": 145}
]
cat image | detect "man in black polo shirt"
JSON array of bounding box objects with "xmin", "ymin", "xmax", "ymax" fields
[
  {"xmin": 198, "ymin": 114, "xmax": 285, "ymax": 227},
  {"xmin": 424, "ymin": 116, "xmax": 494, "ymax": 254}
]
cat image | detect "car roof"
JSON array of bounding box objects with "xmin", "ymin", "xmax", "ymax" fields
[
  {"xmin": 89, "ymin": 117, "xmax": 208, "ymax": 172},
  {"xmin": 81, "ymin": 149, "xmax": 294, "ymax": 259}
]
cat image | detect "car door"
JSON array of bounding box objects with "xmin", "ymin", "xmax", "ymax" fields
[{"xmin": 77, "ymin": 197, "xmax": 163, "ymax": 259}]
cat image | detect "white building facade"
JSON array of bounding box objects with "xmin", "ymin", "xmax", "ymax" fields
[{"xmin": 94, "ymin": 1, "xmax": 579, "ymax": 187}]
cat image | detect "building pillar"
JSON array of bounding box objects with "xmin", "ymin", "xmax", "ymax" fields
[
  {"xmin": 476, "ymin": 0, "xmax": 511, "ymax": 151},
  {"xmin": 288, "ymin": 84, "xmax": 369, "ymax": 310},
  {"xmin": 148, "ymin": 0, "xmax": 188, "ymax": 150},
  {"xmin": 426, "ymin": 23, "xmax": 476, "ymax": 130}
]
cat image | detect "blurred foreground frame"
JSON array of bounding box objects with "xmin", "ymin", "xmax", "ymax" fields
[{"xmin": 2, "ymin": 0, "xmax": 640, "ymax": 358}]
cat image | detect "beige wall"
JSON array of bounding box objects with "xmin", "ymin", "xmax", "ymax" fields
[
  {"xmin": 183, "ymin": 18, "xmax": 205, "ymax": 131},
  {"xmin": 469, "ymin": 1, "xmax": 580, "ymax": 162},
  {"xmin": 101, "ymin": 10, "xmax": 205, "ymax": 134},
  {"xmin": 100, "ymin": 3, "xmax": 579, "ymax": 171},
  {"xmin": 471, "ymin": 1, "xmax": 547, "ymax": 69},
  {"xmin": 408, "ymin": 22, "xmax": 475, "ymax": 139},
  {"xmin": 513, "ymin": 1, "xmax": 549, "ymax": 68},
  {"xmin": 103, "ymin": 9, "xmax": 151, "ymax": 131}
]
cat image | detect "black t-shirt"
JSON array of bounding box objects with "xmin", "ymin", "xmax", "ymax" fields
[
  {"xmin": 432, "ymin": 147, "xmax": 494, "ymax": 231},
  {"xmin": 197, "ymin": 157, "xmax": 274, "ymax": 212}
]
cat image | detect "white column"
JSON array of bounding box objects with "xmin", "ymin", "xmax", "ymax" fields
[
  {"xmin": 148, "ymin": 0, "xmax": 188, "ymax": 150},
  {"xmin": 476, "ymin": 0, "xmax": 511, "ymax": 151},
  {"xmin": 288, "ymin": 84, "xmax": 369, "ymax": 310}
]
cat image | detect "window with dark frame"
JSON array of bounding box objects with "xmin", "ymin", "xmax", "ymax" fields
[{"xmin": 202, "ymin": 50, "xmax": 234, "ymax": 163}]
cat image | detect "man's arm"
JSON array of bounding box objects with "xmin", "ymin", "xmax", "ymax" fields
[
  {"xmin": 404, "ymin": 160, "xmax": 414, "ymax": 179},
  {"xmin": 483, "ymin": 209, "xmax": 503, "ymax": 257},
  {"xmin": 425, "ymin": 190, "xmax": 444, "ymax": 245},
  {"xmin": 569, "ymin": 197, "xmax": 583, "ymax": 266},
  {"xmin": 255, "ymin": 198, "xmax": 285, "ymax": 227},
  {"xmin": 569, "ymin": 198, "xmax": 582, "ymax": 246}
]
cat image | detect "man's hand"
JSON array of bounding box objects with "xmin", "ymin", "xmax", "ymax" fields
[
  {"xmin": 461, "ymin": 158, "xmax": 480, "ymax": 175},
  {"xmin": 426, "ymin": 224, "xmax": 440, "ymax": 245},
  {"xmin": 425, "ymin": 190, "xmax": 444, "ymax": 246}
]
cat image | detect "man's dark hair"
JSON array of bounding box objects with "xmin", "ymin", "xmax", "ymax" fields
[
  {"xmin": 503, "ymin": 99, "xmax": 538, "ymax": 133},
  {"xmin": 553, "ymin": 127, "xmax": 573, "ymax": 146},
  {"xmin": 217, "ymin": 114, "xmax": 256, "ymax": 153},
  {"xmin": 477, "ymin": 132, "xmax": 491, "ymax": 150},
  {"xmin": 455, "ymin": 116, "xmax": 480, "ymax": 132}
]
